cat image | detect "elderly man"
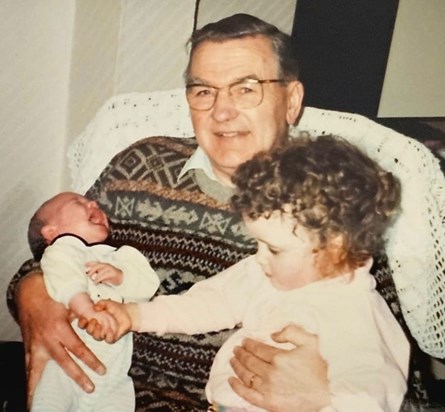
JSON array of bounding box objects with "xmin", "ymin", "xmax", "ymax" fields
[{"xmin": 7, "ymin": 13, "xmax": 431, "ymax": 412}]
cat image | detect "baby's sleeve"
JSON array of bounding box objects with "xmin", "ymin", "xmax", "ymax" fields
[
  {"xmin": 111, "ymin": 245, "xmax": 160, "ymax": 302},
  {"xmin": 41, "ymin": 237, "xmax": 88, "ymax": 307}
]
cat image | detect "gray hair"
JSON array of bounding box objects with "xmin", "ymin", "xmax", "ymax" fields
[{"xmin": 184, "ymin": 13, "xmax": 299, "ymax": 82}]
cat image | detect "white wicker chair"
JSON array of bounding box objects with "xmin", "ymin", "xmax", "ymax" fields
[{"xmin": 68, "ymin": 89, "xmax": 445, "ymax": 359}]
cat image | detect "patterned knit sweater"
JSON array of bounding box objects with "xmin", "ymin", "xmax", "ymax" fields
[
  {"xmin": 7, "ymin": 136, "xmax": 433, "ymax": 411},
  {"xmin": 86, "ymin": 135, "xmax": 257, "ymax": 412}
]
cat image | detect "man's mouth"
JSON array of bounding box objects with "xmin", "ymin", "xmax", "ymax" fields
[{"xmin": 215, "ymin": 131, "xmax": 248, "ymax": 138}]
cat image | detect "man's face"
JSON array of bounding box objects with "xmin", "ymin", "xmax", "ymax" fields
[{"xmin": 187, "ymin": 36, "xmax": 303, "ymax": 185}]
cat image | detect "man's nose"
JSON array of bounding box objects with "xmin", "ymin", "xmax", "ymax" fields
[{"xmin": 211, "ymin": 89, "xmax": 239, "ymax": 122}]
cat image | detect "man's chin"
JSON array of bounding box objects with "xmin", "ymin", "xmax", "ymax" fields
[{"xmin": 218, "ymin": 153, "xmax": 256, "ymax": 170}]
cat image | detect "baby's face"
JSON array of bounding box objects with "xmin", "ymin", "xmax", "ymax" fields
[{"xmin": 42, "ymin": 192, "xmax": 109, "ymax": 244}]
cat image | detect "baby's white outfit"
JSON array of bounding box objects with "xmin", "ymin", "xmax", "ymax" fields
[{"xmin": 31, "ymin": 235, "xmax": 159, "ymax": 412}]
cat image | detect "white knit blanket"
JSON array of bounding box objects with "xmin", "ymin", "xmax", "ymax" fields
[{"xmin": 67, "ymin": 90, "xmax": 445, "ymax": 358}]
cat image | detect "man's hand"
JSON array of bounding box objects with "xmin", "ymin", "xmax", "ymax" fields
[
  {"xmin": 229, "ymin": 324, "xmax": 330, "ymax": 412},
  {"xmin": 17, "ymin": 273, "xmax": 106, "ymax": 407},
  {"xmin": 85, "ymin": 262, "xmax": 123, "ymax": 285}
]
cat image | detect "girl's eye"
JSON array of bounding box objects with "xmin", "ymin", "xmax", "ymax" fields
[{"xmin": 268, "ymin": 247, "xmax": 279, "ymax": 255}]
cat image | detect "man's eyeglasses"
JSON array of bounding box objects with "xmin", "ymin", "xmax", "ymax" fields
[{"xmin": 185, "ymin": 78, "xmax": 286, "ymax": 111}]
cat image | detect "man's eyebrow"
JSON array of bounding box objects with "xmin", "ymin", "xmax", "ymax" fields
[
  {"xmin": 238, "ymin": 75, "xmax": 260, "ymax": 81},
  {"xmin": 186, "ymin": 77, "xmax": 209, "ymax": 86},
  {"xmin": 187, "ymin": 75, "xmax": 260, "ymax": 87}
]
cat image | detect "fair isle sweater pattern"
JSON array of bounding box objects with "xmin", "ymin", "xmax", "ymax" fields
[{"xmin": 87, "ymin": 136, "xmax": 257, "ymax": 411}]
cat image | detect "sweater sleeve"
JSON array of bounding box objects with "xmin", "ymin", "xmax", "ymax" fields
[
  {"xmin": 6, "ymin": 258, "xmax": 42, "ymax": 322},
  {"xmin": 110, "ymin": 245, "xmax": 160, "ymax": 302},
  {"xmin": 137, "ymin": 256, "xmax": 260, "ymax": 335}
]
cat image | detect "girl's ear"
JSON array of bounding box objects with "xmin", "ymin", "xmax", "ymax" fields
[
  {"xmin": 41, "ymin": 225, "xmax": 57, "ymax": 244},
  {"xmin": 313, "ymin": 234, "xmax": 347, "ymax": 278},
  {"xmin": 327, "ymin": 234, "xmax": 346, "ymax": 264}
]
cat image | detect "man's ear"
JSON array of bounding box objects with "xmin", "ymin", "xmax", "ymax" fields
[
  {"xmin": 286, "ymin": 80, "xmax": 304, "ymax": 125},
  {"xmin": 41, "ymin": 225, "xmax": 57, "ymax": 244}
]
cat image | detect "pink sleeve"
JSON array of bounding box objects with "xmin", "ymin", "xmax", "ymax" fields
[{"xmin": 137, "ymin": 256, "xmax": 260, "ymax": 335}]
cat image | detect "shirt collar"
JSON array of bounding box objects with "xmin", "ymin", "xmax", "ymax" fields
[{"xmin": 178, "ymin": 146, "xmax": 220, "ymax": 182}]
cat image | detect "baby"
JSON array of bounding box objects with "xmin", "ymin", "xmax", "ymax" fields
[
  {"xmin": 88, "ymin": 135, "xmax": 409, "ymax": 411},
  {"xmin": 28, "ymin": 192, "xmax": 159, "ymax": 412}
]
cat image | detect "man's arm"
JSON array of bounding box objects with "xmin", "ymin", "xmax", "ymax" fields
[
  {"xmin": 230, "ymin": 325, "xmax": 330, "ymax": 412},
  {"xmin": 13, "ymin": 271, "xmax": 105, "ymax": 407}
]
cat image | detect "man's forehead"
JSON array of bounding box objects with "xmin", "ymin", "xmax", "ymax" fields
[{"xmin": 189, "ymin": 36, "xmax": 278, "ymax": 79}]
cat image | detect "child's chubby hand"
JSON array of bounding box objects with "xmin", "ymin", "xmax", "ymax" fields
[
  {"xmin": 80, "ymin": 308, "xmax": 118, "ymax": 341},
  {"xmin": 85, "ymin": 262, "xmax": 123, "ymax": 286},
  {"xmin": 79, "ymin": 300, "xmax": 140, "ymax": 344}
]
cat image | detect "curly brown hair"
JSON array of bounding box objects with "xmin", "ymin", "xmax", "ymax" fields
[{"xmin": 231, "ymin": 134, "xmax": 401, "ymax": 272}]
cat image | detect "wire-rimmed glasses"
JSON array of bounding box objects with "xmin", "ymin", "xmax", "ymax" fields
[{"xmin": 186, "ymin": 78, "xmax": 286, "ymax": 111}]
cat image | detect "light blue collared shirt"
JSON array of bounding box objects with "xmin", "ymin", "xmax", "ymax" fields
[{"xmin": 177, "ymin": 146, "xmax": 219, "ymax": 182}]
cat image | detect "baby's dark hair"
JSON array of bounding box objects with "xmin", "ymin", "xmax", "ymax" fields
[
  {"xmin": 231, "ymin": 134, "xmax": 401, "ymax": 271},
  {"xmin": 28, "ymin": 208, "xmax": 47, "ymax": 261}
]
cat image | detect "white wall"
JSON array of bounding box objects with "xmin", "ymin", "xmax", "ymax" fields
[
  {"xmin": 379, "ymin": 0, "xmax": 445, "ymax": 117},
  {"xmin": 197, "ymin": 0, "xmax": 296, "ymax": 34},
  {"xmin": 113, "ymin": 0, "xmax": 196, "ymax": 94},
  {"xmin": 0, "ymin": 0, "xmax": 75, "ymax": 340},
  {"xmin": 67, "ymin": 0, "xmax": 121, "ymax": 142}
]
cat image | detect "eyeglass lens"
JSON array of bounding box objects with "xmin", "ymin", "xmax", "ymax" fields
[{"xmin": 186, "ymin": 80, "xmax": 264, "ymax": 110}]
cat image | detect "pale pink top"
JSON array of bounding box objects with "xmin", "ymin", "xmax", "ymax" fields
[{"xmin": 138, "ymin": 256, "xmax": 409, "ymax": 411}]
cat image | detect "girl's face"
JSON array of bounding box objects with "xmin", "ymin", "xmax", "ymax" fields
[{"xmin": 244, "ymin": 211, "xmax": 323, "ymax": 290}]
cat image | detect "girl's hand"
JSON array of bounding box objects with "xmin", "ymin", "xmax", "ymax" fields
[
  {"xmin": 80, "ymin": 307, "xmax": 118, "ymax": 340},
  {"xmin": 79, "ymin": 300, "xmax": 139, "ymax": 343}
]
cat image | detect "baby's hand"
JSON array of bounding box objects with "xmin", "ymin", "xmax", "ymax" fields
[
  {"xmin": 80, "ymin": 300, "xmax": 137, "ymax": 343},
  {"xmin": 80, "ymin": 307, "xmax": 118, "ymax": 341},
  {"xmin": 85, "ymin": 262, "xmax": 123, "ymax": 285}
]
